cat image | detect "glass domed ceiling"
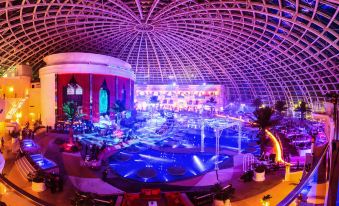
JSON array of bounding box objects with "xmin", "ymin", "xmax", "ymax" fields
[{"xmin": 0, "ymin": 0, "xmax": 338, "ymax": 104}]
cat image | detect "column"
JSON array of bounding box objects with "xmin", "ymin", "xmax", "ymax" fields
[
  {"xmin": 40, "ymin": 73, "xmax": 56, "ymax": 127},
  {"xmin": 215, "ymin": 127, "xmax": 221, "ymax": 171},
  {"xmin": 284, "ymin": 163, "xmax": 291, "ymax": 181},
  {"xmin": 238, "ymin": 122, "xmax": 242, "ymax": 154},
  {"xmin": 201, "ymin": 120, "xmax": 205, "ymax": 152}
]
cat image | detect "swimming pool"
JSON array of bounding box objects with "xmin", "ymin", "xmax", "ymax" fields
[
  {"xmin": 109, "ymin": 144, "xmax": 232, "ymax": 183},
  {"xmin": 157, "ymin": 127, "xmax": 259, "ymax": 153},
  {"xmin": 30, "ymin": 154, "xmax": 58, "ymax": 170}
]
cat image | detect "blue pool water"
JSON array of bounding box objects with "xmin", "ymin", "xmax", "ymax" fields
[
  {"xmin": 109, "ymin": 143, "xmax": 232, "ymax": 183},
  {"xmin": 157, "ymin": 128, "xmax": 259, "ymax": 152},
  {"xmin": 30, "ymin": 154, "xmax": 57, "ymax": 170},
  {"xmin": 108, "ymin": 126, "xmax": 259, "ymax": 183}
]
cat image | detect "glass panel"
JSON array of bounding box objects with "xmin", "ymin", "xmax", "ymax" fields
[{"xmin": 99, "ymin": 88, "xmax": 108, "ymax": 114}]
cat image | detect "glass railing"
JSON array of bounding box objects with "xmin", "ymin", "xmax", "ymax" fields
[{"xmin": 277, "ymin": 143, "xmax": 329, "ymax": 206}]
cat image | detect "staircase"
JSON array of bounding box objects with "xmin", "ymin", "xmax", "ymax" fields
[
  {"xmin": 5, "ymin": 96, "xmax": 28, "ymax": 121},
  {"xmin": 15, "ymin": 156, "xmax": 37, "ymax": 180}
]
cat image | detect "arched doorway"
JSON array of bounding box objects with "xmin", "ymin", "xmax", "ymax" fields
[
  {"xmin": 99, "ymin": 80, "xmax": 110, "ymax": 115},
  {"xmin": 63, "ymin": 76, "xmax": 83, "ymax": 113}
]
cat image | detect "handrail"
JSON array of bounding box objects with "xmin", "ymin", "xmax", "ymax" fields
[
  {"xmin": 0, "ymin": 174, "xmax": 53, "ymax": 206},
  {"xmin": 277, "ymin": 143, "xmax": 329, "ymax": 206}
]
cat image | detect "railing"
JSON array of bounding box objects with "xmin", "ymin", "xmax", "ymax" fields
[
  {"xmin": 0, "ymin": 174, "xmax": 53, "ymax": 206},
  {"xmin": 277, "ymin": 143, "xmax": 329, "ymax": 206}
]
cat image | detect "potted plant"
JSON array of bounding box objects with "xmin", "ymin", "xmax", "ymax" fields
[
  {"xmin": 240, "ymin": 170, "xmax": 254, "ymax": 182},
  {"xmin": 9, "ymin": 129, "xmax": 20, "ymax": 143},
  {"xmin": 295, "ymin": 101, "xmax": 311, "ymax": 120},
  {"xmin": 63, "ymin": 101, "xmax": 85, "ymax": 146},
  {"xmin": 211, "ymin": 183, "xmax": 235, "ymax": 206},
  {"xmin": 253, "ymin": 164, "xmax": 266, "ymax": 182},
  {"xmin": 31, "ymin": 172, "xmax": 46, "ymax": 192},
  {"xmin": 274, "ymin": 100, "xmax": 287, "ymax": 115},
  {"xmin": 111, "ymin": 100, "xmax": 126, "ymax": 126},
  {"xmin": 261, "ymin": 194, "xmax": 272, "ymax": 206},
  {"xmin": 251, "ymin": 107, "xmax": 279, "ymax": 157}
]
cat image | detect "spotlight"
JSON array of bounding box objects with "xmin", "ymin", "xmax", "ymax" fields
[
  {"xmin": 172, "ymin": 82, "xmax": 176, "ymax": 86},
  {"xmin": 193, "ymin": 155, "xmax": 205, "ymax": 171}
]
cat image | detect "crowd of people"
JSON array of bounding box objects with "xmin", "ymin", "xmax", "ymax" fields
[{"xmin": 81, "ymin": 143, "xmax": 105, "ymax": 161}]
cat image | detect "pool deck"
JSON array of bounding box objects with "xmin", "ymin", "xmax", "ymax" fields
[{"xmin": 1, "ymin": 129, "xmax": 297, "ymax": 206}]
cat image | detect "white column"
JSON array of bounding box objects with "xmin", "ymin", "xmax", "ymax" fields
[
  {"xmin": 40, "ymin": 73, "xmax": 56, "ymax": 127},
  {"xmin": 215, "ymin": 128, "xmax": 221, "ymax": 171},
  {"xmin": 201, "ymin": 120, "xmax": 205, "ymax": 152},
  {"xmin": 284, "ymin": 163, "xmax": 291, "ymax": 181},
  {"xmin": 238, "ymin": 122, "xmax": 242, "ymax": 154}
]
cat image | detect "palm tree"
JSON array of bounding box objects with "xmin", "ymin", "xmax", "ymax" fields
[
  {"xmin": 111, "ymin": 100, "xmax": 126, "ymax": 125},
  {"xmin": 252, "ymin": 107, "xmax": 279, "ymax": 156},
  {"xmin": 207, "ymin": 97, "xmax": 217, "ymax": 104},
  {"xmin": 252, "ymin": 98, "xmax": 263, "ymax": 108},
  {"xmin": 295, "ymin": 101, "xmax": 311, "ymax": 120},
  {"xmin": 63, "ymin": 101, "xmax": 84, "ymax": 144},
  {"xmin": 275, "ymin": 100, "xmax": 287, "ymax": 115}
]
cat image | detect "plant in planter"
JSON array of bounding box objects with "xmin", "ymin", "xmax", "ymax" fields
[
  {"xmin": 32, "ymin": 175, "xmax": 44, "ymax": 183},
  {"xmin": 295, "ymin": 101, "xmax": 311, "ymax": 120},
  {"xmin": 111, "ymin": 100, "xmax": 126, "ymax": 126},
  {"xmin": 31, "ymin": 172, "xmax": 46, "ymax": 192},
  {"xmin": 240, "ymin": 170, "xmax": 254, "ymax": 182},
  {"xmin": 274, "ymin": 100, "xmax": 287, "ymax": 115},
  {"xmin": 33, "ymin": 116, "xmax": 44, "ymax": 133},
  {"xmin": 211, "ymin": 183, "xmax": 235, "ymax": 206},
  {"xmin": 251, "ymin": 106, "xmax": 279, "ymax": 157},
  {"xmin": 253, "ymin": 164, "xmax": 266, "ymax": 182},
  {"xmin": 261, "ymin": 194, "xmax": 272, "ymax": 206},
  {"xmin": 63, "ymin": 101, "xmax": 85, "ymax": 146},
  {"xmin": 9, "ymin": 129, "xmax": 20, "ymax": 143}
]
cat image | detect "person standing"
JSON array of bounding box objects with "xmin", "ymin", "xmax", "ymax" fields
[
  {"xmin": 1, "ymin": 137, "xmax": 4, "ymax": 148},
  {"xmin": 58, "ymin": 176, "xmax": 63, "ymax": 192},
  {"xmin": 50, "ymin": 176, "xmax": 56, "ymax": 193}
]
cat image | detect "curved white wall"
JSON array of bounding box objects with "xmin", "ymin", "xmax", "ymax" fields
[{"xmin": 43, "ymin": 52, "xmax": 132, "ymax": 69}]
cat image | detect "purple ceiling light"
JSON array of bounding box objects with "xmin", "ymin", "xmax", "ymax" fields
[{"xmin": 0, "ymin": 0, "xmax": 338, "ymax": 105}]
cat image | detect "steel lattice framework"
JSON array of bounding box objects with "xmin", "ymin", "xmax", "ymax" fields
[{"xmin": 0, "ymin": 0, "xmax": 338, "ymax": 105}]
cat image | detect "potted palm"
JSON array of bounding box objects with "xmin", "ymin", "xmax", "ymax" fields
[
  {"xmin": 111, "ymin": 100, "xmax": 126, "ymax": 126},
  {"xmin": 295, "ymin": 101, "xmax": 311, "ymax": 120},
  {"xmin": 261, "ymin": 194, "xmax": 272, "ymax": 206},
  {"xmin": 211, "ymin": 183, "xmax": 234, "ymax": 206},
  {"xmin": 274, "ymin": 100, "xmax": 287, "ymax": 115},
  {"xmin": 251, "ymin": 107, "xmax": 279, "ymax": 157},
  {"xmin": 9, "ymin": 129, "xmax": 20, "ymax": 143},
  {"xmin": 253, "ymin": 164, "xmax": 266, "ymax": 182},
  {"xmin": 31, "ymin": 172, "xmax": 46, "ymax": 192},
  {"xmin": 63, "ymin": 101, "xmax": 85, "ymax": 146}
]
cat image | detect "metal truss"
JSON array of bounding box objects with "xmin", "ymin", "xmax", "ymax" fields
[{"xmin": 0, "ymin": 0, "xmax": 338, "ymax": 105}]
